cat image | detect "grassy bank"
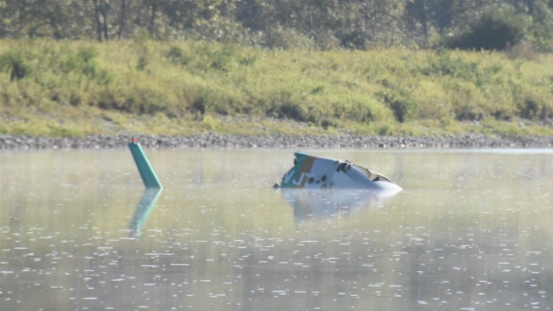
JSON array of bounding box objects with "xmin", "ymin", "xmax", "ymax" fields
[{"xmin": 1, "ymin": 40, "xmax": 553, "ymax": 137}]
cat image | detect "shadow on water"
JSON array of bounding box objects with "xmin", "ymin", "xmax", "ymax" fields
[
  {"xmin": 280, "ymin": 188, "xmax": 400, "ymax": 222},
  {"xmin": 129, "ymin": 188, "xmax": 162, "ymax": 238}
]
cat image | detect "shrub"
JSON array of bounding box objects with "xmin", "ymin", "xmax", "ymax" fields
[
  {"xmin": 449, "ymin": 81, "xmax": 486, "ymax": 121},
  {"xmin": 273, "ymin": 103, "xmax": 307, "ymax": 122},
  {"xmin": 506, "ymin": 42, "xmax": 538, "ymax": 61},
  {"xmin": 312, "ymin": 30, "xmax": 342, "ymax": 51},
  {"xmin": 514, "ymin": 86, "xmax": 553, "ymax": 120},
  {"xmin": 0, "ymin": 51, "xmax": 31, "ymax": 81},
  {"xmin": 166, "ymin": 46, "xmax": 191, "ymax": 66},
  {"xmin": 447, "ymin": 6, "xmax": 527, "ymax": 51},
  {"xmin": 264, "ymin": 26, "xmax": 315, "ymax": 50},
  {"xmin": 137, "ymin": 55, "xmax": 148, "ymax": 71},
  {"xmin": 424, "ymin": 50, "xmax": 477, "ymax": 80},
  {"xmin": 62, "ymin": 48, "xmax": 100, "ymax": 77},
  {"xmin": 379, "ymin": 92, "xmax": 413, "ymax": 123},
  {"xmin": 337, "ymin": 29, "xmax": 368, "ymax": 50},
  {"xmin": 528, "ymin": 0, "xmax": 553, "ymax": 53}
]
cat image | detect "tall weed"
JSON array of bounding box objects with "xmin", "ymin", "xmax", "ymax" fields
[{"xmin": 1, "ymin": 40, "xmax": 553, "ymax": 137}]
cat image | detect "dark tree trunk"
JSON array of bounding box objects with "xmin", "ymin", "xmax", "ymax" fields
[
  {"xmin": 436, "ymin": 0, "xmax": 453, "ymax": 35},
  {"xmin": 118, "ymin": 0, "xmax": 128, "ymax": 39},
  {"xmin": 101, "ymin": 0, "xmax": 109, "ymax": 40},
  {"xmin": 418, "ymin": 0, "xmax": 429, "ymax": 45},
  {"xmin": 50, "ymin": 21, "xmax": 63, "ymax": 40},
  {"xmin": 92, "ymin": 0, "xmax": 103, "ymax": 41},
  {"xmin": 149, "ymin": 2, "xmax": 158, "ymax": 37},
  {"xmin": 28, "ymin": 25, "xmax": 41, "ymax": 38},
  {"xmin": 47, "ymin": 3, "xmax": 64, "ymax": 40}
]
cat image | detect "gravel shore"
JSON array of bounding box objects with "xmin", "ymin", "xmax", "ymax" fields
[{"xmin": 1, "ymin": 134, "xmax": 553, "ymax": 150}]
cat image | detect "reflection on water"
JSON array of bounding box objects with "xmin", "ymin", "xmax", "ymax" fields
[
  {"xmin": 1, "ymin": 149, "xmax": 553, "ymax": 310},
  {"xmin": 281, "ymin": 189, "xmax": 398, "ymax": 222},
  {"xmin": 129, "ymin": 188, "xmax": 163, "ymax": 238}
]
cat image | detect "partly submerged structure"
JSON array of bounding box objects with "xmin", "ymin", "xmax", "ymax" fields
[
  {"xmin": 276, "ymin": 152, "xmax": 402, "ymax": 192},
  {"xmin": 128, "ymin": 139, "xmax": 163, "ymax": 237},
  {"xmin": 128, "ymin": 139, "xmax": 163, "ymax": 189}
]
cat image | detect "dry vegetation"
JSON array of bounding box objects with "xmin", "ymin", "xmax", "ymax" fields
[{"xmin": 1, "ymin": 40, "xmax": 553, "ymax": 137}]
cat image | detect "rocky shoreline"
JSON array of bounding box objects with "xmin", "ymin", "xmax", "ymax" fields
[{"xmin": 1, "ymin": 134, "xmax": 553, "ymax": 150}]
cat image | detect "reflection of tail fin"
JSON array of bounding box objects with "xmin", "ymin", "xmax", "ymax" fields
[
  {"xmin": 130, "ymin": 188, "xmax": 163, "ymax": 237},
  {"xmin": 128, "ymin": 140, "xmax": 163, "ymax": 189}
]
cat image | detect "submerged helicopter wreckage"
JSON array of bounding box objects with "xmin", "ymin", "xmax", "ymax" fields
[
  {"xmin": 275, "ymin": 152, "xmax": 402, "ymax": 192},
  {"xmin": 127, "ymin": 142, "xmax": 402, "ymax": 228}
]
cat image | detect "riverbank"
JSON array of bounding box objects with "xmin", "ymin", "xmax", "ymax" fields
[
  {"xmin": 2, "ymin": 40, "xmax": 553, "ymax": 139},
  {"xmin": 1, "ymin": 134, "xmax": 552, "ymax": 150}
]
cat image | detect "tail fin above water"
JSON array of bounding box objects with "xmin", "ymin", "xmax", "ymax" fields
[{"xmin": 128, "ymin": 140, "xmax": 163, "ymax": 189}]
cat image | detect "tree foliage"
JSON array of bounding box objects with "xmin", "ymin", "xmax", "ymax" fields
[
  {"xmin": 446, "ymin": 6, "xmax": 528, "ymax": 51},
  {"xmin": 0, "ymin": 0, "xmax": 553, "ymax": 51}
]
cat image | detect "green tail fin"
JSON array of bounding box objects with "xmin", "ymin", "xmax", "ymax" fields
[{"xmin": 128, "ymin": 141, "xmax": 163, "ymax": 189}]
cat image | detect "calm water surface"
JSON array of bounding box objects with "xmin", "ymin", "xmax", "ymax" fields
[{"xmin": 1, "ymin": 149, "xmax": 553, "ymax": 311}]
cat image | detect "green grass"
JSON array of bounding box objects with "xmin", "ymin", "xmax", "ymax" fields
[{"xmin": 1, "ymin": 39, "xmax": 553, "ymax": 137}]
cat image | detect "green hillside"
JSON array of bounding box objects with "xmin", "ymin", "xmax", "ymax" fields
[{"xmin": 1, "ymin": 40, "xmax": 553, "ymax": 137}]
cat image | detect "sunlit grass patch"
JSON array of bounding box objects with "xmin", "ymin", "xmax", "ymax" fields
[{"xmin": 1, "ymin": 40, "xmax": 553, "ymax": 137}]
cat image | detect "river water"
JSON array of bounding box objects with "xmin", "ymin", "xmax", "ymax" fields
[{"xmin": 1, "ymin": 149, "xmax": 553, "ymax": 311}]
